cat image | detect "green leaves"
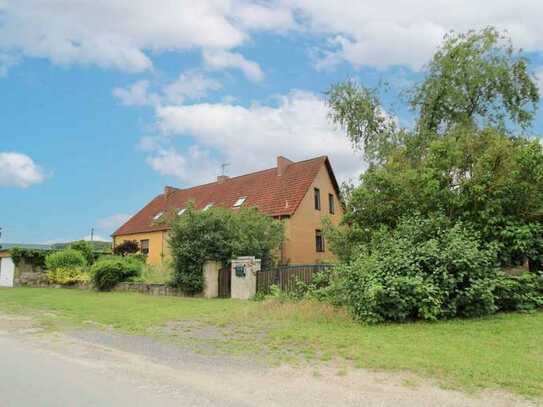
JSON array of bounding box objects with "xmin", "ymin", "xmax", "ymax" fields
[
  {"xmin": 326, "ymin": 80, "xmax": 400, "ymax": 164},
  {"xmin": 168, "ymin": 204, "xmax": 283, "ymax": 293},
  {"xmin": 412, "ymin": 27, "xmax": 539, "ymax": 135}
]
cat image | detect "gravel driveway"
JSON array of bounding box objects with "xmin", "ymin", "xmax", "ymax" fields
[{"xmin": 0, "ymin": 314, "xmax": 538, "ymax": 407}]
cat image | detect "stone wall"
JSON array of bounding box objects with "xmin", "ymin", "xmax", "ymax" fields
[{"xmin": 113, "ymin": 282, "xmax": 197, "ymax": 297}]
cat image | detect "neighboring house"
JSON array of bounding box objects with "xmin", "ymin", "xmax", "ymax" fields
[{"xmin": 112, "ymin": 155, "xmax": 344, "ymax": 265}]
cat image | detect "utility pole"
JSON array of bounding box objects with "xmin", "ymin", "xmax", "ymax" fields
[{"xmin": 0, "ymin": 227, "xmax": 2, "ymax": 249}]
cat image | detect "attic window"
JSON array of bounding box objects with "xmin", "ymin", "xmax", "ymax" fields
[
  {"xmin": 153, "ymin": 211, "xmax": 163, "ymax": 220},
  {"xmin": 233, "ymin": 197, "xmax": 247, "ymax": 207},
  {"xmin": 177, "ymin": 208, "xmax": 186, "ymax": 216},
  {"xmin": 203, "ymin": 203, "xmax": 214, "ymax": 211}
]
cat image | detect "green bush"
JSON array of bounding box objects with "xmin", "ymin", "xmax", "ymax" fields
[
  {"xmin": 494, "ymin": 272, "xmax": 543, "ymax": 312},
  {"xmin": 169, "ymin": 204, "xmax": 283, "ymax": 293},
  {"xmin": 10, "ymin": 248, "xmax": 48, "ymax": 269},
  {"xmin": 47, "ymin": 267, "xmax": 89, "ymax": 285},
  {"xmin": 342, "ymin": 215, "xmax": 499, "ymax": 323},
  {"xmin": 90, "ymin": 256, "xmax": 143, "ymax": 291},
  {"xmin": 69, "ymin": 240, "xmax": 95, "ymax": 265},
  {"xmin": 45, "ymin": 249, "xmax": 87, "ymax": 271}
]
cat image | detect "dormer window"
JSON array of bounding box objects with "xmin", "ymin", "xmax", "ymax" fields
[
  {"xmin": 233, "ymin": 196, "xmax": 247, "ymax": 207},
  {"xmin": 177, "ymin": 208, "xmax": 186, "ymax": 216},
  {"xmin": 203, "ymin": 203, "xmax": 214, "ymax": 211},
  {"xmin": 153, "ymin": 211, "xmax": 163, "ymax": 220}
]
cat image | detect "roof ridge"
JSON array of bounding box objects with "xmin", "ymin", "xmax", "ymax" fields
[{"xmin": 170, "ymin": 155, "xmax": 327, "ymax": 193}]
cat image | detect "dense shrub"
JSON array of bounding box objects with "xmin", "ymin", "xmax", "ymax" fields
[
  {"xmin": 113, "ymin": 240, "xmax": 140, "ymax": 256},
  {"xmin": 69, "ymin": 240, "xmax": 95, "ymax": 265},
  {"xmin": 45, "ymin": 249, "xmax": 87, "ymax": 271},
  {"xmin": 342, "ymin": 215, "xmax": 500, "ymax": 323},
  {"xmin": 291, "ymin": 269, "xmax": 348, "ymax": 306},
  {"xmin": 494, "ymin": 272, "xmax": 543, "ymax": 312},
  {"xmin": 47, "ymin": 267, "xmax": 89, "ymax": 285},
  {"xmin": 90, "ymin": 256, "xmax": 143, "ymax": 291},
  {"xmin": 10, "ymin": 248, "xmax": 48, "ymax": 269},
  {"xmin": 169, "ymin": 204, "xmax": 283, "ymax": 293}
]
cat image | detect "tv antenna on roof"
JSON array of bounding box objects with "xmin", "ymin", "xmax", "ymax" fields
[{"xmin": 221, "ymin": 163, "xmax": 230, "ymax": 176}]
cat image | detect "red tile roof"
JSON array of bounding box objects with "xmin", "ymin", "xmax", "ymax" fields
[{"xmin": 112, "ymin": 155, "xmax": 339, "ymax": 237}]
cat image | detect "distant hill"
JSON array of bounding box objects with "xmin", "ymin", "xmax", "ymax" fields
[{"xmin": 51, "ymin": 240, "xmax": 112, "ymax": 252}]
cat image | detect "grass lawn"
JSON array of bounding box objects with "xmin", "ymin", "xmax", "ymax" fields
[{"xmin": 0, "ymin": 287, "xmax": 541, "ymax": 399}]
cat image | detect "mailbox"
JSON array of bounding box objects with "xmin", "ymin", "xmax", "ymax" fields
[{"xmin": 234, "ymin": 264, "xmax": 246, "ymax": 278}]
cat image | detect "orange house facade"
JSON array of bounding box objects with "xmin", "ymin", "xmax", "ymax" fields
[{"xmin": 112, "ymin": 156, "xmax": 344, "ymax": 265}]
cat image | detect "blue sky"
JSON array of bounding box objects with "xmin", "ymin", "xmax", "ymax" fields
[{"xmin": 1, "ymin": 1, "xmax": 543, "ymax": 244}]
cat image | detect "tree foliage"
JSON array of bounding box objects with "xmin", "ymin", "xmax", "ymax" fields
[
  {"xmin": 10, "ymin": 248, "xmax": 48, "ymax": 269},
  {"xmin": 412, "ymin": 28, "xmax": 539, "ymax": 135},
  {"xmin": 168, "ymin": 204, "xmax": 283, "ymax": 293},
  {"xmin": 327, "ymin": 28, "xmax": 543, "ymax": 268},
  {"xmin": 69, "ymin": 240, "xmax": 95, "ymax": 264},
  {"xmin": 324, "ymin": 28, "xmax": 543, "ymax": 322}
]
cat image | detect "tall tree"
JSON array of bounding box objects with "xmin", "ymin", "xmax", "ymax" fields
[{"xmin": 326, "ymin": 28, "xmax": 543, "ymax": 267}]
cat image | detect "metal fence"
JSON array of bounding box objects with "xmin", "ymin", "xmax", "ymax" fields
[{"xmin": 256, "ymin": 264, "xmax": 333, "ymax": 294}]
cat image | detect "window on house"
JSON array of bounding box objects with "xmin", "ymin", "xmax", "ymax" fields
[
  {"xmin": 177, "ymin": 208, "xmax": 186, "ymax": 216},
  {"xmin": 233, "ymin": 196, "xmax": 246, "ymax": 207},
  {"xmin": 140, "ymin": 239, "xmax": 150, "ymax": 256},
  {"xmin": 315, "ymin": 229, "xmax": 325, "ymax": 252},
  {"xmin": 153, "ymin": 211, "xmax": 163, "ymax": 220},
  {"xmin": 329, "ymin": 193, "xmax": 335, "ymax": 214},
  {"xmin": 314, "ymin": 188, "xmax": 321, "ymax": 210},
  {"xmin": 203, "ymin": 202, "xmax": 214, "ymax": 211}
]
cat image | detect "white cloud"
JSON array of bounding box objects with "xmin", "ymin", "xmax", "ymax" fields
[
  {"xmin": 152, "ymin": 90, "xmax": 364, "ymax": 183},
  {"xmin": 4, "ymin": 1, "xmax": 543, "ymax": 75},
  {"xmin": 0, "ymin": 53, "xmax": 19, "ymax": 76},
  {"xmin": 82, "ymin": 234, "xmax": 111, "ymax": 242},
  {"xmin": 145, "ymin": 145, "xmax": 219, "ymax": 184},
  {"xmin": 233, "ymin": 2, "xmax": 295, "ymax": 31},
  {"xmin": 97, "ymin": 213, "xmax": 132, "ymax": 230},
  {"xmin": 0, "ymin": 0, "xmax": 248, "ymax": 72},
  {"xmin": 113, "ymin": 71, "xmax": 221, "ymax": 107},
  {"xmin": 535, "ymin": 68, "xmax": 543, "ymax": 93},
  {"xmin": 162, "ymin": 71, "xmax": 222, "ymax": 104},
  {"xmin": 203, "ymin": 49, "xmax": 264, "ymax": 82},
  {"xmin": 113, "ymin": 80, "xmax": 158, "ymax": 107},
  {"xmin": 287, "ymin": 0, "xmax": 543, "ymax": 70},
  {"xmin": 0, "ymin": 152, "xmax": 45, "ymax": 188}
]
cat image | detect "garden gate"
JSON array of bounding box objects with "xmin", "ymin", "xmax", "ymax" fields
[{"xmin": 218, "ymin": 264, "xmax": 231, "ymax": 298}]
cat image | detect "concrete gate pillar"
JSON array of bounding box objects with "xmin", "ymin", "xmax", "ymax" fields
[
  {"xmin": 231, "ymin": 256, "xmax": 261, "ymax": 300},
  {"xmin": 203, "ymin": 260, "xmax": 221, "ymax": 298}
]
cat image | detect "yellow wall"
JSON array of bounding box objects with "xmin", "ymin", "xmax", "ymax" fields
[
  {"xmin": 113, "ymin": 230, "xmax": 168, "ymax": 265},
  {"xmin": 281, "ymin": 164, "xmax": 343, "ymax": 264},
  {"xmin": 114, "ymin": 163, "xmax": 343, "ymax": 266}
]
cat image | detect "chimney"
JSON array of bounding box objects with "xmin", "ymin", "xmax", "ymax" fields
[
  {"xmin": 277, "ymin": 156, "xmax": 293, "ymax": 176},
  {"xmin": 217, "ymin": 175, "xmax": 229, "ymax": 184},
  {"xmin": 164, "ymin": 186, "xmax": 176, "ymax": 200}
]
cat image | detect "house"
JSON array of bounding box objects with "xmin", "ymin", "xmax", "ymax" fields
[{"xmin": 112, "ymin": 155, "xmax": 344, "ymax": 265}]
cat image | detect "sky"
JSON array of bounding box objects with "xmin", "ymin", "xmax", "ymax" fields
[{"xmin": 2, "ymin": 0, "xmax": 543, "ymax": 244}]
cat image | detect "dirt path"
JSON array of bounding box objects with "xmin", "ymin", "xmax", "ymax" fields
[{"xmin": 0, "ymin": 314, "xmax": 538, "ymax": 407}]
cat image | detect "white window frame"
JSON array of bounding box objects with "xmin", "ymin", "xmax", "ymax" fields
[
  {"xmin": 203, "ymin": 203, "xmax": 214, "ymax": 211},
  {"xmin": 153, "ymin": 211, "xmax": 163, "ymax": 220},
  {"xmin": 233, "ymin": 196, "xmax": 247, "ymax": 207},
  {"xmin": 177, "ymin": 208, "xmax": 186, "ymax": 216}
]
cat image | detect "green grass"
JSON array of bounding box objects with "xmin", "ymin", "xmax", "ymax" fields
[{"xmin": 0, "ymin": 287, "xmax": 541, "ymax": 399}]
